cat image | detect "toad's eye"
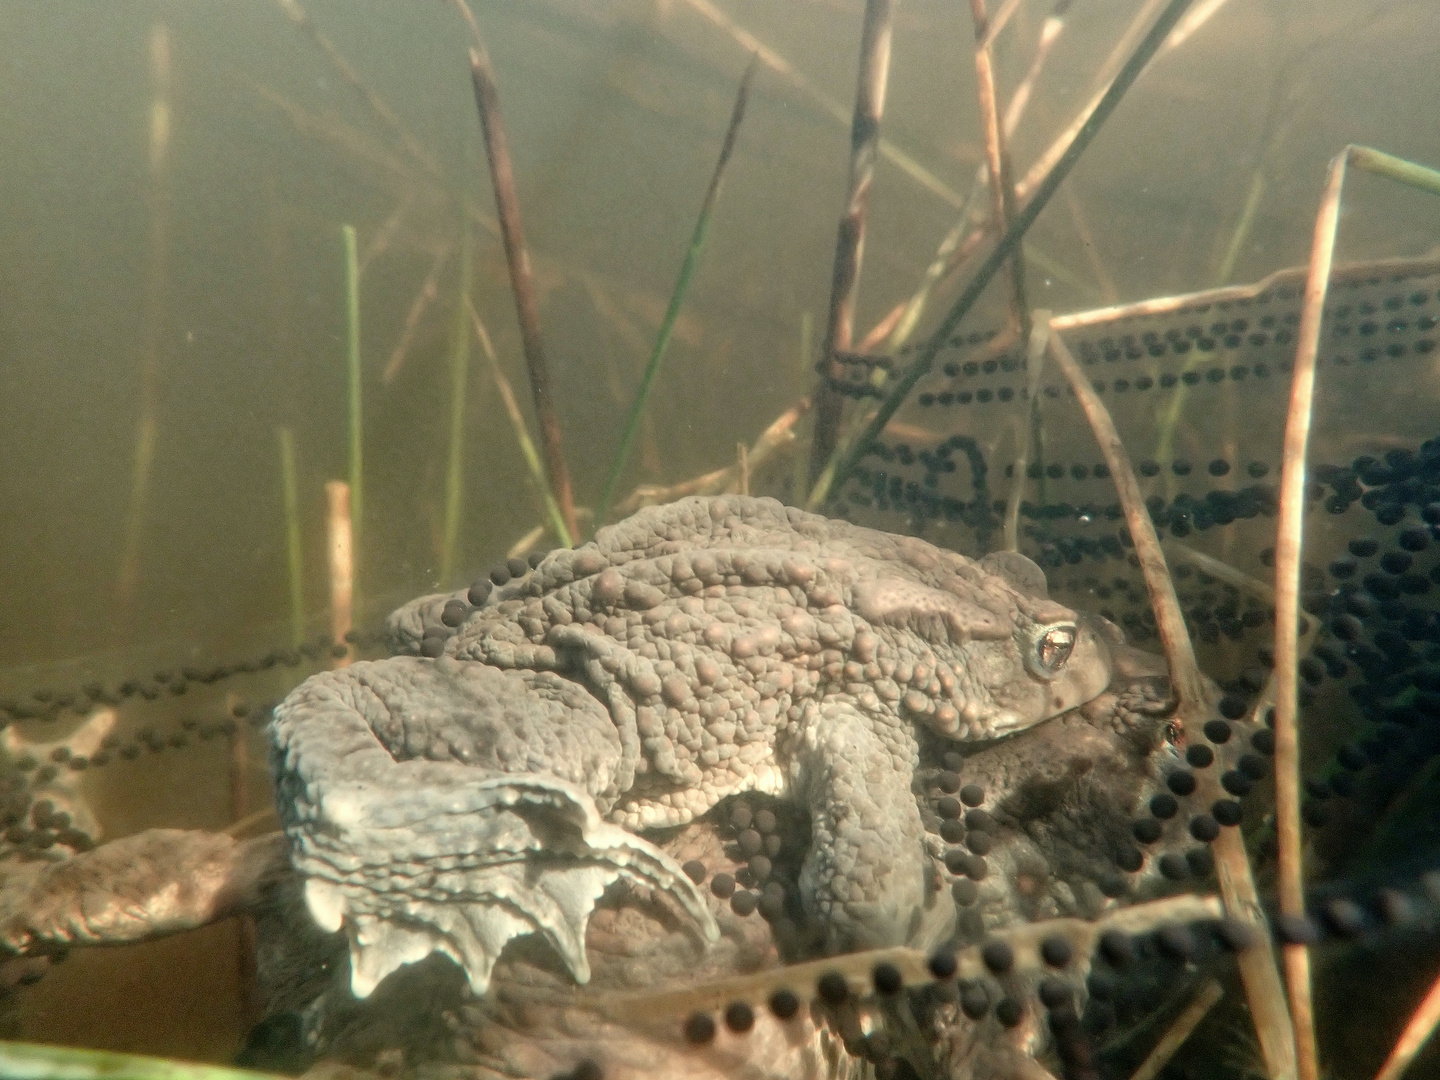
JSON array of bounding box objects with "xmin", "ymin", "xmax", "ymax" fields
[{"xmin": 1031, "ymin": 623, "xmax": 1077, "ymax": 677}]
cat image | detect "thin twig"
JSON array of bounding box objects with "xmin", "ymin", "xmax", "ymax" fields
[
  {"xmin": 1129, "ymin": 979, "xmax": 1224, "ymax": 1080},
  {"xmin": 1375, "ymin": 968, "xmax": 1440, "ymax": 1080},
  {"xmin": 597, "ymin": 55, "xmax": 757, "ymax": 523},
  {"xmin": 1048, "ymin": 327, "xmax": 1298, "ymax": 1080},
  {"xmin": 809, "ymin": 0, "xmax": 1198, "ymax": 509},
  {"xmin": 808, "ymin": 0, "xmax": 895, "ymax": 486},
  {"xmin": 468, "ymin": 41, "xmax": 581, "ymax": 542}
]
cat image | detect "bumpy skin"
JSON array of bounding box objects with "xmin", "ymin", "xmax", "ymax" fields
[
  {"xmin": 271, "ymin": 496, "xmax": 1111, "ymax": 999},
  {"xmin": 254, "ymin": 641, "xmax": 1261, "ymax": 1080}
]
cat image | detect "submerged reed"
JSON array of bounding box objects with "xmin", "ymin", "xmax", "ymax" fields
[
  {"xmin": 808, "ymin": 0, "xmax": 1199, "ymax": 510},
  {"xmin": 439, "ymin": 230, "xmax": 473, "ymax": 584},
  {"xmin": 277, "ymin": 427, "xmax": 304, "ymax": 648},
  {"xmin": 342, "ymin": 223, "xmax": 363, "ymax": 571},
  {"xmin": 597, "ymin": 56, "xmax": 757, "ymax": 525},
  {"xmin": 1273, "ymin": 144, "xmax": 1440, "ymax": 1080}
]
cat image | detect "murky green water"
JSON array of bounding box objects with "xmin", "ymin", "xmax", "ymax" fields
[{"xmin": 2, "ymin": 1, "xmax": 1438, "ymax": 1076}]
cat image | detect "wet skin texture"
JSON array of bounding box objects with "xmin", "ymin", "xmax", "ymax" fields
[{"xmin": 270, "ymin": 496, "xmax": 1113, "ymax": 1000}]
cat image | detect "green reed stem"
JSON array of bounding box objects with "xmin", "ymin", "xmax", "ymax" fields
[
  {"xmin": 440, "ymin": 229, "xmax": 473, "ymax": 583},
  {"xmin": 807, "ymin": 0, "xmax": 1196, "ymax": 510},
  {"xmin": 1350, "ymin": 145, "xmax": 1440, "ymax": 196},
  {"xmin": 277, "ymin": 427, "xmax": 304, "ymax": 647},
  {"xmin": 342, "ymin": 223, "xmax": 363, "ymax": 559},
  {"xmin": 596, "ymin": 56, "xmax": 756, "ymax": 525}
]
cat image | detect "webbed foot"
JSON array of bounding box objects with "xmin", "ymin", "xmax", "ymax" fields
[{"xmin": 271, "ymin": 659, "xmax": 717, "ymax": 998}]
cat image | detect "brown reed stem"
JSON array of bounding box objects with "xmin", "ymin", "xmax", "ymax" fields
[
  {"xmin": 1271, "ymin": 151, "xmax": 1346, "ymax": 1080},
  {"xmin": 1270, "ymin": 141, "xmax": 1440, "ymax": 1079},
  {"xmin": 467, "ymin": 43, "xmax": 581, "ymax": 543},
  {"xmin": 1049, "ymin": 326, "xmax": 1298, "ymax": 1080},
  {"xmin": 808, "ymin": 0, "xmax": 895, "ymax": 487},
  {"xmin": 1047, "ymin": 334, "xmax": 1200, "ymax": 703},
  {"xmin": 1375, "ymin": 969, "xmax": 1440, "ymax": 1080},
  {"xmin": 969, "ymin": 0, "xmax": 1030, "ymax": 340}
]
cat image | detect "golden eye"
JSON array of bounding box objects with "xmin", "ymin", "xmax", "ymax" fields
[{"xmin": 1035, "ymin": 624, "xmax": 1076, "ymax": 674}]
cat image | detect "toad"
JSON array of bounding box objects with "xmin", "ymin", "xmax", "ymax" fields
[{"xmin": 270, "ymin": 495, "xmax": 1113, "ymax": 1001}]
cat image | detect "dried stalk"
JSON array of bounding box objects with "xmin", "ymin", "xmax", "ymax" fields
[
  {"xmin": 1048, "ymin": 328, "xmax": 1297, "ymax": 1080},
  {"xmin": 324, "ymin": 480, "xmax": 353, "ymax": 666},
  {"xmin": 614, "ymin": 399, "xmax": 810, "ymax": 516},
  {"xmin": 342, "ymin": 224, "xmax": 364, "ymax": 558},
  {"xmin": 1375, "ymin": 969, "xmax": 1440, "ymax": 1080},
  {"xmin": 277, "ymin": 427, "xmax": 305, "ymax": 648},
  {"xmin": 1273, "ymin": 144, "xmax": 1440, "ymax": 1080},
  {"xmin": 468, "ymin": 41, "xmax": 581, "ymax": 543},
  {"xmin": 969, "ymin": 0, "xmax": 1030, "ymax": 340},
  {"xmin": 809, "ymin": 0, "xmax": 896, "ymax": 486},
  {"xmin": 1128, "ymin": 979, "xmax": 1224, "ymax": 1080},
  {"xmin": 811, "ymin": 0, "xmax": 1198, "ymax": 509},
  {"xmin": 119, "ymin": 22, "xmax": 172, "ymax": 607}
]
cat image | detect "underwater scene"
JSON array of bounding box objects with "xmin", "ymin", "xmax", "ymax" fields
[{"xmin": 2, "ymin": 1, "xmax": 1439, "ymax": 1078}]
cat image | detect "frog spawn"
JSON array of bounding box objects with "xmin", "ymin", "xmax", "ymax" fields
[
  {"xmin": 617, "ymin": 893, "xmax": 1236, "ymax": 1080},
  {"xmin": 634, "ymin": 865, "xmax": 1440, "ymax": 1080}
]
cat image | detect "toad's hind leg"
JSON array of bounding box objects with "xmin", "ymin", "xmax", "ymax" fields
[
  {"xmin": 269, "ymin": 656, "xmax": 716, "ymax": 1000},
  {"xmin": 794, "ymin": 700, "xmax": 954, "ymax": 954}
]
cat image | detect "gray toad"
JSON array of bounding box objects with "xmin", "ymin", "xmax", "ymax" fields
[{"xmin": 270, "ymin": 495, "xmax": 1112, "ymax": 1000}]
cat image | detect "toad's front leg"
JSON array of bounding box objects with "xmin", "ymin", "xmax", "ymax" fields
[
  {"xmin": 793, "ymin": 700, "xmax": 954, "ymax": 954},
  {"xmin": 270, "ymin": 656, "xmax": 716, "ymax": 1000}
]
